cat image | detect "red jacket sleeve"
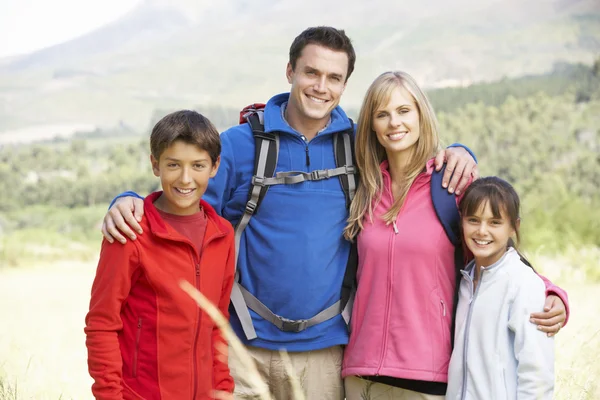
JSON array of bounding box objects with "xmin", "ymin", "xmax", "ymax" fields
[
  {"xmin": 538, "ymin": 274, "xmax": 570, "ymax": 326},
  {"xmin": 211, "ymin": 234, "xmax": 236, "ymax": 393},
  {"xmin": 84, "ymin": 239, "xmax": 140, "ymax": 400}
]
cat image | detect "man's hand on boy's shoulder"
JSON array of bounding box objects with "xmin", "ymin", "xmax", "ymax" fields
[{"xmin": 102, "ymin": 197, "xmax": 145, "ymax": 244}]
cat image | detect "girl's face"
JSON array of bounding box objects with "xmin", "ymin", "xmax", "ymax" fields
[
  {"xmin": 371, "ymin": 86, "xmax": 420, "ymax": 161},
  {"xmin": 462, "ymin": 200, "xmax": 516, "ymax": 267}
]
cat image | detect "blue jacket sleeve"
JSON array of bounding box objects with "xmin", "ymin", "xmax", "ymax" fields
[
  {"xmin": 447, "ymin": 143, "xmax": 477, "ymax": 163},
  {"xmin": 202, "ymin": 131, "xmax": 237, "ymax": 216},
  {"xmin": 108, "ymin": 191, "xmax": 144, "ymax": 209}
]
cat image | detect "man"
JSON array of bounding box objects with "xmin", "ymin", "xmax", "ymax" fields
[{"xmin": 102, "ymin": 27, "xmax": 565, "ymax": 399}]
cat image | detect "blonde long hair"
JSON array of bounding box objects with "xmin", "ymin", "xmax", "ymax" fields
[{"xmin": 344, "ymin": 71, "xmax": 441, "ymax": 240}]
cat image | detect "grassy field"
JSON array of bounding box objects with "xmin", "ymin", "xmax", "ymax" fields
[{"xmin": 0, "ymin": 259, "xmax": 597, "ymax": 399}]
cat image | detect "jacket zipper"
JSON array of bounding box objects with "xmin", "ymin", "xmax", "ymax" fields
[
  {"xmin": 305, "ymin": 146, "xmax": 310, "ymax": 166},
  {"xmin": 299, "ymin": 134, "xmax": 311, "ymax": 166},
  {"xmin": 132, "ymin": 317, "xmax": 142, "ymax": 377},
  {"xmin": 460, "ymin": 268, "xmax": 484, "ymax": 400},
  {"xmin": 376, "ymin": 219, "xmax": 399, "ymax": 375},
  {"xmin": 192, "ymin": 261, "xmax": 201, "ymax": 399},
  {"xmin": 156, "ymin": 219, "xmax": 225, "ymax": 399}
]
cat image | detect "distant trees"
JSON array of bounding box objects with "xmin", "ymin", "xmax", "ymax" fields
[
  {"xmin": 0, "ymin": 60, "xmax": 599, "ymax": 252},
  {"xmin": 428, "ymin": 59, "xmax": 600, "ymax": 112}
]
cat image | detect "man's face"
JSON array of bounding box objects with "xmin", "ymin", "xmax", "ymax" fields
[{"xmin": 286, "ymin": 44, "xmax": 348, "ymax": 127}]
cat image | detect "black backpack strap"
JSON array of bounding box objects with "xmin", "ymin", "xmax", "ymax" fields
[
  {"xmin": 333, "ymin": 119, "xmax": 357, "ymax": 208},
  {"xmin": 234, "ymin": 111, "xmax": 279, "ymax": 256},
  {"xmin": 232, "ymin": 115, "xmax": 361, "ymax": 339},
  {"xmin": 231, "ymin": 110, "xmax": 279, "ymax": 340},
  {"xmin": 334, "ymin": 119, "xmax": 359, "ymax": 326},
  {"xmin": 340, "ymin": 240, "xmax": 358, "ymax": 326}
]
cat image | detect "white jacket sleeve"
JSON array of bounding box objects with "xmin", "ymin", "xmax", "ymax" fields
[{"xmin": 508, "ymin": 271, "xmax": 555, "ymax": 400}]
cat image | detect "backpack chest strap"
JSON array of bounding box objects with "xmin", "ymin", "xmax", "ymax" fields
[{"xmin": 252, "ymin": 165, "xmax": 356, "ymax": 186}]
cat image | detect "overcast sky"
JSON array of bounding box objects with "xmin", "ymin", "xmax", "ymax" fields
[{"xmin": 0, "ymin": 0, "xmax": 142, "ymax": 58}]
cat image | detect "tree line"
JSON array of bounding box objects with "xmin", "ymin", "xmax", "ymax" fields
[{"xmin": 0, "ymin": 59, "xmax": 598, "ymax": 251}]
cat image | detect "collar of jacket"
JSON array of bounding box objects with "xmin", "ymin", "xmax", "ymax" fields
[
  {"xmin": 144, "ymin": 191, "xmax": 229, "ymax": 241},
  {"xmin": 378, "ymin": 158, "xmax": 436, "ymax": 198},
  {"xmin": 262, "ymin": 92, "xmax": 353, "ymax": 136},
  {"xmin": 462, "ymin": 247, "xmax": 516, "ymax": 282}
]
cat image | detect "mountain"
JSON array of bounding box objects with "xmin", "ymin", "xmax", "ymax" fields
[{"xmin": 0, "ymin": 0, "xmax": 598, "ymax": 136}]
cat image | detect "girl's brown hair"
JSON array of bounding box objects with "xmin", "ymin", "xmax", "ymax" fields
[{"xmin": 459, "ymin": 176, "xmax": 533, "ymax": 267}]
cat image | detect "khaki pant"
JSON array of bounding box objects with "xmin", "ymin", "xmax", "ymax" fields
[
  {"xmin": 344, "ymin": 376, "xmax": 445, "ymax": 400},
  {"xmin": 229, "ymin": 344, "xmax": 344, "ymax": 400}
]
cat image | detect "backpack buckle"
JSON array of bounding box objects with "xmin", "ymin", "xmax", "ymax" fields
[
  {"xmin": 244, "ymin": 200, "xmax": 258, "ymax": 215},
  {"xmin": 252, "ymin": 176, "xmax": 266, "ymax": 187},
  {"xmin": 310, "ymin": 169, "xmax": 330, "ymax": 181},
  {"xmin": 254, "ymin": 131, "xmax": 277, "ymax": 141},
  {"xmin": 279, "ymin": 318, "xmax": 308, "ymax": 332},
  {"xmin": 345, "ymin": 165, "xmax": 356, "ymax": 175}
]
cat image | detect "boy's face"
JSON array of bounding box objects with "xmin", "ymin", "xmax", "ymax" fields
[
  {"xmin": 151, "ymin": 140, "xmax": 220, "ymax": 216},
  {"xmin": 286, "ymin": 43, "xmax": 348, "ymax": 126}
]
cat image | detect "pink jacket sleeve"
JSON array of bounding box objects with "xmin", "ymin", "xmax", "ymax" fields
[{"xmin": 537, "ymin": 274, "xmax": 570, "ymax": 325}]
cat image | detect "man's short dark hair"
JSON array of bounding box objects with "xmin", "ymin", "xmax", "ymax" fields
[
  {"xmin": 150, "ymin": 110, "xmax": 221, "ymax": 164},
  {"xmin": 289, "ymin": 26, "xmax": 356, "ymax": 81}
]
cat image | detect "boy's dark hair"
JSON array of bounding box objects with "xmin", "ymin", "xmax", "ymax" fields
[
  {"xmin": 150, "ymin": 110, "xmax": 221, "ymax": 164},
  {"xmin": 289, "ymin": 26, "xmax": 356, "ymax": 81}
]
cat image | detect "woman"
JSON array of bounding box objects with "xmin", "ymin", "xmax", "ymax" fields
[{"xmin": 341, "ymin": 71, "xmax": 567, "ymax": 399}]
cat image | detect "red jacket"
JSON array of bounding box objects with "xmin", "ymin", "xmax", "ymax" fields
[{"xmin": 85, "ymin": 192, "xmax": 235, "ymax": 399}]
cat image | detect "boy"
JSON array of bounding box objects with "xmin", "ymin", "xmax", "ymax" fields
[{"xmin": 85, "ymin": 110, "xmax": 235, "ymax": 399}]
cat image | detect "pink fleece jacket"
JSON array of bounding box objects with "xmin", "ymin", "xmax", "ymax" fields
[{"xmin": 342, "ymin": 159, "xmax": 568, "ymax": 383}]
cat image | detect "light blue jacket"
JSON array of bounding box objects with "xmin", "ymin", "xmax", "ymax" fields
[{"xmin": 446, "ymin": 248, "xmax": 554, "ymax": 400}]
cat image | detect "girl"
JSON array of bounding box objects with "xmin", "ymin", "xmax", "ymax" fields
[
  {"xmin": 342, "ymin": 71, "xmax": 564, "ymax": 400},
  {"xmin": 445, "ymin": 177, "xmax": 554, "ymax": 399}
]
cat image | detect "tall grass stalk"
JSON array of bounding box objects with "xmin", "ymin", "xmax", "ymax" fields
[{"xmin": 180, "ymin": 280, "xmax": 306, "ymax": 400}]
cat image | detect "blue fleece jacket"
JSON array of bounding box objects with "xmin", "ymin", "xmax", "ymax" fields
[
  {"xmin": 111, "ymin": 92, "xmax": 476, "ymax": 352},
  {"xmin": 213, "ymin": 93, "xmax": 354, "ymax": 351}
]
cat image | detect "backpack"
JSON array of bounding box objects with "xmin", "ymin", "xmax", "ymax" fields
[
  {"xmin": 230, "ymin": 103, "xmax": 359, "ymax": 340},
  {"xmin": 231, "ymin": 103, "xmax": 465, "ymax": 343},
  {"xmin": 430, "ymin": 165, "xmax": 465, "ymax": 347}
]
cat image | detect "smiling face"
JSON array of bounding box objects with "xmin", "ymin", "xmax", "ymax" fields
[
  {"xmin": 151, "ymin": 140, "xmax": 220, "ymax": 216},
  {"xmin": 462, "ymin": 201, "xmax": 516, "ymax": 267},
  {"xmin": 371, "ymin": 86, "xmax": 421, "ymax": 163},
  {"xmin": 285, "ymin": 43, "xmax": 348, "ymax": 130}
]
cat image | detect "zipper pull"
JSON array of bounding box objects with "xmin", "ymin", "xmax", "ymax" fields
[
  {"xmin": 392, "ymin": 221, "xmax": 399, "ymax": 234},
  {"xmin": 195, "ymin": 264, "xmax": 200, "ymax": 276},
  {"xmin": 305, "ymin": 146, "xmax": 310, "ymax": 166}
]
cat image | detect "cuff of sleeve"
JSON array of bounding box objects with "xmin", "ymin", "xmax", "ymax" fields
[
  {"xmin": 108, "ymin": 191, "xmax": 144, "ymax": 209},
  {"xmin": 546, "ymin": 286, "xmax": 570, "ymax": 326},
  {"xmin": 448, "ymin": 143, "xmax": 478, "ymax": 164}
]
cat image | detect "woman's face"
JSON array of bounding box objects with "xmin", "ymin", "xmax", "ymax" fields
[{"xmin": 371, "ymin": 86, "xmax": 420, "ymax": 159}]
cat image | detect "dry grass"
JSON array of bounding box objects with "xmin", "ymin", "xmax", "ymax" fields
[
  {"xmin": 180, "ymin": 280, "xmax": 306, "ymax": 400},
  {"xmin": 0, "ymin": 260, "xmax": 598, "ymax": 399},
  {"xmin": 553, "ymin": 283, "xmax": 600, "ymax": 399}
]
